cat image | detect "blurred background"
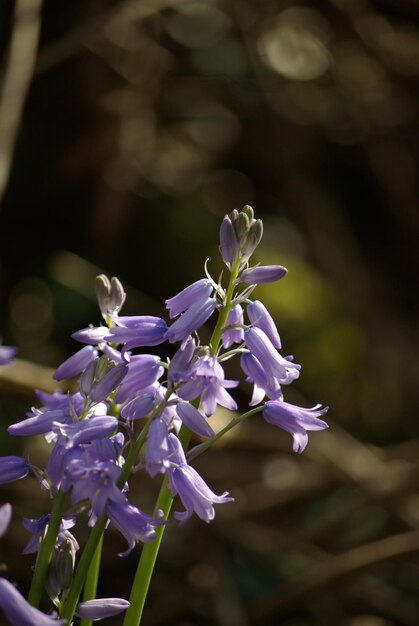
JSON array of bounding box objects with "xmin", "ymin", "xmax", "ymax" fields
[{"xmin": 1, "ymin": 0, "xmax": 419, "ymax": 624}]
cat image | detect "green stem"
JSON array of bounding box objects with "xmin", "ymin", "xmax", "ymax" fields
[
  {"xmin": 209, "ymin": 257, "xmax": 241, "ymax": 356},
  {"xmin": 123, "ymin": 427, "xmax": 191, "ymax": 626},
  {"xmin": 187, "ymin": 405, "xmax": 263, "ymax": 462},
  {"xmin": 79, "ymin": 532, "xmax": 104, "ymax": 626},
  {"xmin": 28, "ymin": 490, "xmax": 66, "ymax": 607}
]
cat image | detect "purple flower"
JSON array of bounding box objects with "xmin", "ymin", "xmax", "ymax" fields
[
  {"xmin": 89, "ymin": 363, "xmax": 128, "ymax": 403},
  {"xmin": 106, "ymin": 500, "xmax": 163, "ymax": 556},
  {"xmin": 106, "ymin": 316, "xmax": 168, "ymax": 351},
  {"xmin": 166, "ymin": 279, "xmax": 213, "ymax": 319},
  {"xmin": 62, "ymin": 456, "xmax": 125, "ymax": 521},
  {"xmin": 76, "ymin": 598, "xmax": 130, "ymax": 620},
  {"xmin": 240, "ymin": 351, "xmax": 283, "ymax": 406},
  {"xmin": 165, "ymin": 298, "xmax": 216, "ymax": 344},
  {"xmin": 0, "ymin": 504, "xmax": 12, "ymax": 538},
  {"xmin": 52, "ymin": 416, "xmax": 118, "ymax": 447},
  {"xmin": 22, "ymin": 516, "xmax": 79, "ymax": 555},
  {"xmin": 0, "ymin": 339, "xmax": 17, "ymax": 365},
  {"xmin": 240, "ymin": 265, "xmax": 287, "ymax": 285},
  {"xmin": 115, "ymin": 355, "xmax": 164, "ymax": 403},
  {"xmin": 72, "ymin": 326, "xmax": 109, "ymax": 345},
  {"xmin": 0, "ymin": 577, "xmax": 67, "ymax": 626},
  {"xmin": 222, "ymin": 304, "xmax": 244, "ymax": 349},
  {"xmin": 8, "ymin": 408, "xmax": 72, "ymax": 437},
  {"xmin": 244, "ymin": 327, "xmax": 300, "ymax": 385},
  {"xmin": 145, "ymin": 418, "xmax": 170, "ymax": 477},
  {"xmin": 167, "ymin": 435, "xmax": 233, "ymax": 524},
  {"xmin": 53, "ymin": 346, "xmax": 98, "ymax": 381},
  {"xmin": 175, "ymin": 402, "xmax": 214, "ymax": 438},
  {"xmin": 121, "ymin": 394, "xmax": 155, "ymax": 420},
  {"xmin": 247, "ymin": 300, "xmax": 281, "ymax": 349},
  {"xmin": 263, "ymin": 400, "xmax": 329, "ymax": 453},
  {"xmin": 178, "ymin": 354, "xmax": 238, "ymax": 416},
  {"xmin": 168, "ymin": 337, "xmax": 196, "ymax": 383},
  {"xmin": 0, "ymin": 456, "xmax": 29, "ymax": 484},
  {"xmin": 219, "ymin": 214, "xmax": 238, "ymax": 268}
]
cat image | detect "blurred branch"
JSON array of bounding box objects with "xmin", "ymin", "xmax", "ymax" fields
[
  {"xmin": 0, "ymin": 358, "xmax": 57, "ymax": 397},
  {"xmin": 253, "ymin": 527, "xmax": 419, "ymax": 620},
  {"xmin": 35, "ymin": 0, "xmax": 178, "ymax": 76},
  {"xmin": 0, "ymin": 0, "xmax": 43, "ymax": 209}
]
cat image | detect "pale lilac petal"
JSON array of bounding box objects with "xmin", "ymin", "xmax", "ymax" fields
[{"xmin": 76, "ymin": 598, "xmax": 130, "ymax": 620}]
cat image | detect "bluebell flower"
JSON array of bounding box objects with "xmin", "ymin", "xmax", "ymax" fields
[
  {"xmin": 51, "ymin": 416, "xmax": 118, "ymax": 448},
  {"xmin": 76, "ymin": 598, "xmax": 130, "ymax": 620},
  {"xmin": 8, "ymin": 408, "xmax": 72, "ymax": 437},
  {"xmin": 72, "ymin": 326, "xmax": 110, "ymax": 345},
  {"xmin": 0, "ymin": 456, "xmax": 29, "ymax": 484},
  {"xmin": 247, "ymin": 300, "xmax": 281, "ymax": 349},
  {"xmin": 165, "ymin": 297, "xmax": 216, "ymax": 344},
  {"xmin": 240, "ymin": 265, "xmax": 287, "ymax": 285},
  {"xmin": 95, "ymin": 274, "xmax": 126, "ymax": 319},
  {"xmin": 166, "ymin": 435, "xmax": 233, "ymax": 524},
  {"xmin": 219, "ymin": 214, "xmax": 238, "ymax": 268},
  {"xmin": 114, "ymin": 355, "xmax": 164, "ymax": 403},
  {"xmin": 121, "ymin": 394, "xmax": 156, "ymax": 420},
  {"xmin": 244, "ymin": 327, "xmax": 300, "ymax": 385},
  {"xmin": 22, "ymin": 516, "xmax": 79, "ymax": 555},
  {"xmin": 240, "ymin": 351, "xmax": 283, "ymax": 406},
  {"xmin": 263, "ymin": 400, "xmax": 329, "ymax": 453},
  {"xmin": 62, "ymin": 456, "xmax": 125, "ymax": 522},
  {"xmin": 0, "ymin": 339, "xmax": 17, "ymax": 365},
  {"xmin": 89, "ymin": 363, "xmax": 128, "ymax": 403},
  {"xmin": 145, "ymin": 418, "xmax": 170, "ymax": 478},
  {"xmin": 0, "ymin": 577, "xmax": 67, "ymax": 626},
  {"xmin": 166, "ymin": 279, "xmax": 213, "ymax": 319},
  {"xmin": 222, "ymin": 304, "xmax": 244, "ymax": 349},
  {"xmin": 106, "ymin": 316, "xmax": 168, "ymax": 351},
  {"xmin": 53, "ymin": 345, "xmax": 98, "ymax": 381},
  {"xmin": 0, "ymin": 504, "xmax": 12, "ymax": 538},
  {"xmin": 178, "ymin": 354, "xmax": 238, "ymax": 416},
  {"xmin": 175, "ymin": 402, "xmax": 214, "ymax": 438},
  {"xmin": 168, "ymin": 337, "xmax": 196, "ymax": 383},
  {"xmin": 106, "ymin": 500, "xmax": 163, "ymax": 556}
]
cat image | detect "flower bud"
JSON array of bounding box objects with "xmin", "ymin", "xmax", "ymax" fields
[
  {"xmin": 46, "ymin": 537, "xmax": 76, "ymax": 603},
  {"xmin": 0, "ymin": 456, "xmax": 29, "ymax": 484},
  {"xmin": 76, "ymin": 598, "xmax": 130, "ymax": 620},
  {"xmin": 95, "ymin": 274, "xmax": 126, "ymax": 319}
]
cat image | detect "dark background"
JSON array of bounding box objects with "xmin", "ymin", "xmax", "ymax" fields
[{"xmin": 1, "ymin": 1, "xmax": 419, "ymax": 624}]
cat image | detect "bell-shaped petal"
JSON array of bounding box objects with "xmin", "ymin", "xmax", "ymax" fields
[
  {"xmin": 53, "ymin": 346, "xmax": 98, "ymax": 381},
  {"xmin": 0, "ymin": 577, "xmax": 67, "ymax": 626},
  {"xmin": 0, "ymin": 456, "xmax": 29, "ymax": 484},
  {"xmin": 76, "ymin": 598, "xmax": 130, "ymax": 620},
  {"xmin": 0, "ymin": 340, "xmax": 17, "ymax": 365},
  {"xmin": 168, "ymin": 463, "xmax": 233, "ymax": 524},
  {"xmin": 106, "ymin": 500, "xmax": 163, "ymax": 556},
  {"xmin": 0, "ymin": 504, "xmax": 12, "ymax": 538},
  {"xmin": 145, "ymin": 418, "xmax": 170, "ymax": 477},
  {"xmin": 72, "ymin": 326, "xmax": 109, "ymax": 345},
  {"xmin": 52, "ymin": 416, "xmax": 118, "ymax": 447},
  {"xmin": 219, "ymin": 214, "xmax": 238, "ymax": 268},
  {"xmin": 165, "ymin": 298, "xmax": 216, "ymax": 344},
  {"xmin": 240, "ymin": 265, "xmax": 287, "ymax": 285},
  {"xmin": 247, "ymin": 300, "xmax": 281, "ymax": 349},
  {"xmin": 90, "ymin": 364, "xmax": 128, "ymax": 403},
  {"xmin": 175, "ymin": 402, "xmax": 214, "ymax": 438},
  {"xmin": 166, "ymin": 279, "xmax": 213, "ymax": 319},
  {"xmin": 244, "ymin": 328, "xmax": 300, "ymax": 385},
  {"xmin": 263, "ymin": 400, "xmax": 328, "ymax": 453},
  {"xmin": 222, "ymin": 304, "xmax": 244, "ymax": 349},
  {"xmin": 121, "ymin": 394, "xmax": 155, "ymax": 420}
]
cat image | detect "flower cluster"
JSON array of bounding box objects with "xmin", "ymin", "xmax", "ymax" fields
[{"xmin": 0, "ymin": 206, "xmax": 328, "ymax": 625}]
